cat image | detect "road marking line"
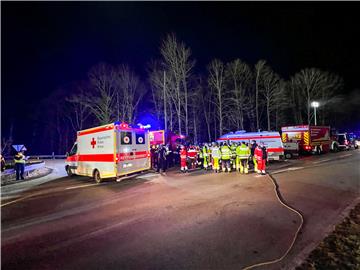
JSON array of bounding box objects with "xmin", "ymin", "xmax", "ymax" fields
[
  {"xmin": 339, "ymin": 154, "xmax": 352, "ymax": 158},
  {"xmin": 271, "ymin": 167, "xmax": 304, "ymax": 175},
  {"xmin": 137, "ymin": 173, "xmax": 158, "ymax": 179},
  {"xmin": 0, "ymin": 195, "xmax": 34, "ymax": 207},
  {"xmin": 313, "ymin": 159, "xmax": 331, "ymax": 164},
  {"xmin": 65, "ymin": 183, "xmax": 99, "ymax": 190}
]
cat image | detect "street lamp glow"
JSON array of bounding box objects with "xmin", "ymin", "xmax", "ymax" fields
[
  {"xmin": 311, "ymin": 101, "xmax": 320, "ymax": 125},
  {"xmin": 311, "ymin": 101, "xmax": 319, "ymax": 108}
]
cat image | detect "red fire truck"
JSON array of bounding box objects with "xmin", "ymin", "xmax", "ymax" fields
[
  {"xmin": 65, "ymin": 122, "xmax": 151, "ymax": 183},
  {"xmin": 149, "ymin": 130, "xmax": 185, "ymax": 148},
  {"xmin": 281, "ymin": 125, "xmax": 331, "ymax": 154}
]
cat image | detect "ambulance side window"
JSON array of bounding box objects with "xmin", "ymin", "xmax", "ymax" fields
[
  {"xmin": 120, "ymin": 131, "xmax": 132, "ymax": 145},
  {"xmin": 69, "ymin": 144, "xmax": 77, "ymax": 156},
  {"xmin": 136, "ymin": 132, "xmax": 145, "ymax": 144}
]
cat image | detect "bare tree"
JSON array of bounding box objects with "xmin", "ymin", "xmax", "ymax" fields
[
  {"xmin": 66, "ymin": 82, "xmax": 92, "ymax": 132},
  {"xmin": 115, "ymin": 65, "xmax": 146, "ymax": 124},
  {"xmin": 208, "ymin": 59, "xmax": 227, "ymax": 136},
  {"xmin": 86, "ymin": 63, "xmax": 117, "ymax": 125},
  {"xmin": 226, "ymin": 59, "xmax": 253, "ymax": 131},
  {"xmin": 290, "ymin": 68, "xmax": 342, "ymax": 125},
  {"xmin": 261, "ymin": 66, "xmax": 284, "ymax": 131},
  {"xmin": 148, "ymin": 60, "xmax": 167, "ymax": 129},
  {"xmin": 199, "ymin": 77, "xmax": 213, "ymax": 142},
  {"xmin": 318, "ymin": 71, "xmax": 343, "ymax": 125},
  {"xmin": 1, "ymin": 122, "xmax": 14, "ymax": 156},
  {"xmin": 161, "ymin": 34, "xmax": 183, "ymax": 134},
  {"xmin": 160, "ymin": 33, "xmax": 195, "ymax": 135},
  {"xmin": 178, "ymin": 41, "xmax": 195, "ymax": 135},
  {"xmin": 255, "ymin": 60, "xmax": 266, "ymax": 130}
]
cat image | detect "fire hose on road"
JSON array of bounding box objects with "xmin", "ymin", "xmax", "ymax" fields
[{"xmin": 242, "ymin": 173, "xmax": 304, "ymax": 270}]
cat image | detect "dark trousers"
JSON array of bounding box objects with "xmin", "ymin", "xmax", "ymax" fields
[
  {"xmin": 157, "ymin": 159, "xmax": 167, "ymax": 172},
  {"xmin": 15, "ymin": 163, "xmax": 25, "ymax": 180}
]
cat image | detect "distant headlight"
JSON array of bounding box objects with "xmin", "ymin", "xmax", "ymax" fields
[{"xmin": 355, "ymin": 140, "xmax": 360, "ymax": 146}]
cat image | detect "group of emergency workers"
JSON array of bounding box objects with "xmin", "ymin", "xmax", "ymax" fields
[
  {"xmin": 150, "ymin": 140, "xmax": 268, "ymax": 175},
  {"xmin": 178, "ymin": 140, "xmax": 268, "ymax": 175}
]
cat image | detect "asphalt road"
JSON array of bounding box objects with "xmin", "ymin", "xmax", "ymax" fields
[{"xmin": 1, "ymin": 150, "xmax": 359, "ymax": 270}]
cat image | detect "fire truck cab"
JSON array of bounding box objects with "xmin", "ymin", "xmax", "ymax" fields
[{"xmin": 65, "ymin": 122, "xmax": 150, "ymax": 183}]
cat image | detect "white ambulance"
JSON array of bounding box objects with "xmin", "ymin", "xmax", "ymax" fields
[
  {"xmin": 217, "ymin": 130, "xmax": 284, "ymax": 160},
  {"xmin": 65, "ymin": 122, "xmax": 151, "ymax": 183}
]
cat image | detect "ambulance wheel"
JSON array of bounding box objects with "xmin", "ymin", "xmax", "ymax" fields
[
  {"xmin": 66, "ymin": 166, "xmax": 73, "ymax": 177},
  {"xmin": 285, "ymin": 153, "xmax": 292, "ymax": 159},
  {"xmin": 93, "ymin": 170, "xmax": 102, "ymax": 184}
]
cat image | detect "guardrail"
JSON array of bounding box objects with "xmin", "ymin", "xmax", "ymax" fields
[
  {"xmin": 29, "ymin": 155, "xmax": 66, "ymax": 159},
  {"xmin": 4, "ymin": 154, "xmax": 66, "ymax": 160},
  {"xmin": 1, "ymin": 161, "xmax": 45, "ymax": 177}
]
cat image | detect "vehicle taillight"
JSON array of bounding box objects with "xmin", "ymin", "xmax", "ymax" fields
[{"xmin": 304, "ymin": 145, "xmax": 312, "ymax": 150}]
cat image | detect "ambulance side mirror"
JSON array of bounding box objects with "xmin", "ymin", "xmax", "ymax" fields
[{"xmin": 66, "ymin": 152, "xmax": 69, "ymax": 157}]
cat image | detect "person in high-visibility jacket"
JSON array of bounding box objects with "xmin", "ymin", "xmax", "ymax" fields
[
  {"xmin": 202, "ymin": 143, "xmax": 210, "ymax": 170},
  {"xmin": 180, "ymin": 145, "xmax": 188, "ymax": 173},
  {"xmin": 230, "ymin": 142, "xmax": 237, "ymax": 169},
  {"xmin": 211, "ymin": 142, "xmax": 221, "ymax": 173},
  {"xmin": 250, "ymin": 140, "xmax": 258, "ymax": 172},
  {"xmin": 220, "ymin": 142, "xmax": 232, "ymax": 172},
  {"xmin": 14, "ymin": 151, "xmax": 26, "ymax": 180},
  {"xmin": 208, "ymin": 145, "xmax": 212, "ymax": 168},
  {"xmin": 236, "ymin": 141, "xmax": 251, "ymax": 174}
]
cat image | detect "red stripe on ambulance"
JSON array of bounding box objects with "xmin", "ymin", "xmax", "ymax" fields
[
  {"xmin": 267, "ymin": 147, "xmax": 284, "ymax": 153},
  {"xmin": 78, "ymin": 154, "xmax": 114, "ymax": 162},
  {"xmin": 78, "ymin": 126, "xmax": 114, "ymax": 136},
  {"xmin": 218, "ymin": 136, "xmax": 281, "ymax": 141}
]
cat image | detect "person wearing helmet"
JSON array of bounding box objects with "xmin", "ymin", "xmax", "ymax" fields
[
  {"xmin": 230, "ymin": 142, "xmax": 237, "ymax": 170},
  {"xmin": 220, "ymin": 142, "xmax": 232, "ymax": 173},
  {"xmin": 211, "ymin": 142, "xmax": 221, "ymax": 173},
  {"xmin": 202, "ymin": 143, "xmax": 209, "ymax": 170},
  {"xmin": 180, "ymin": 145, "xmax": 188, "ymax": 173},
  {"xmin": 236, "ymin": 141, "xmax": 251, "ymax": 174}
]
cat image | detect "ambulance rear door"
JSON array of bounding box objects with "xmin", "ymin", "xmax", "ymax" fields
[{"xmin": 116, "ymin": 128, "xmax": 150, "ymax": 175}]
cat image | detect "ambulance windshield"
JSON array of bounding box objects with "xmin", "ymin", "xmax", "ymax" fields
[{"xmin": 69, "ymin": 143, "xmax": 78, "ymax": 156}]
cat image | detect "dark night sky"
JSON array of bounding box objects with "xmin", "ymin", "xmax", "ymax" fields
[{"xmin": 2, "ymin": 2, "xmax": 360, "ymax": 151}]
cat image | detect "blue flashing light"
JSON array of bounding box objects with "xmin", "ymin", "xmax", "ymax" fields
[{"xmin": 137, "ymin": 123, "xmax": 151, "ymax": 129}]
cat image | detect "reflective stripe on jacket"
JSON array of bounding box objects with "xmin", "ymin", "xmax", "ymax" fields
[
  {"xmin": 221, "ymin": 146, "xmax": 231, "ymax": 160},
  {"xmin": 236, "ymin": 144, "xmax": 250, "ymax": 159},
  {"xmin": 14, "ymin": 154, "xmax": 26, "ymax": 164},
  {"xmin": 211, "ymin": 147, "xmax": 221, "ymax": 158}
]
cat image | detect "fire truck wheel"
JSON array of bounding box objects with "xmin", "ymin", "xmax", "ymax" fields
[
  {"xmin": 93, "ymin": 170, "xmax": 102, "ymax": 184},
  {"xmin": 66, "ymin": 166, "xmax": 73, "ymax": 177},
  {"xmin": 316, "ymin": 146, "xmax": 321, "ymax": 155}
]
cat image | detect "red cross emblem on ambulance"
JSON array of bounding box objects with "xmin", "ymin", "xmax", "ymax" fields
[{"xmin": 91, "ymin": 138, "xmax": 97, "ymax": 148}]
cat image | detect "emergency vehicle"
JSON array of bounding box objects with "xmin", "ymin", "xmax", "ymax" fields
[
  {"xmin": 149, "ymin": 130, "xmax": 185, "ymax": 148},
  {"xmin": 65, "ymin": 122, "xmax": 151, "ymax": 183},
  {"xmin": 281, "ymin": 125, "xmax": 331, "ymax": 154},
  {"xmin": 217, "ymin": 131, "xmax": 284, "ymax": 160}
]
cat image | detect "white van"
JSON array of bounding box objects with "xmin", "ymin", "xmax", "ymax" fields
[
  {"xmin": 65, "ymin": 122, "xmax": 150, "ymax": 183},
  {"xmin": 217, "ymin": 131, "xmax": 284, "ymax": 160}
]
